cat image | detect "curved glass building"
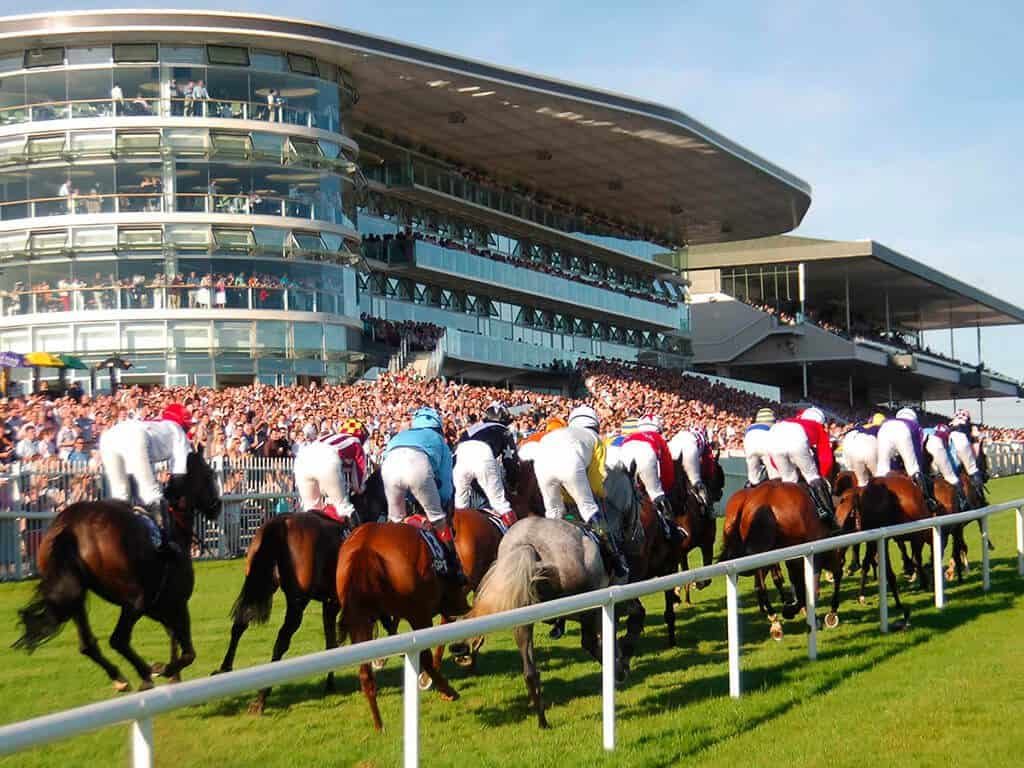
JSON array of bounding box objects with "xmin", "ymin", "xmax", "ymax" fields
[{"xmin": 0, "ymin": 11, "xmax": 811, "ymax": 388}]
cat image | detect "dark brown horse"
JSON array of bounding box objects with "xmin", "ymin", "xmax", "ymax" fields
[
  {"xmin": 336, "ymin": 522, "xmax": 470, "ymax": 731},
  {"xmin": 720, "ymin": 480, "xmax": 845, "ymax": 640},
  {"xmin": 14, "ymin": 453, "xmax": 221, "ymax": 690}
]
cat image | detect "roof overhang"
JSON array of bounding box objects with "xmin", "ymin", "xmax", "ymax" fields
[
  {"xmin": 685, "ymin": 236, "xmax": 1024, "ymax": 330},
  {"xmin": 0, "ymin": 10, "xmax": 812, "ymax": 246}
]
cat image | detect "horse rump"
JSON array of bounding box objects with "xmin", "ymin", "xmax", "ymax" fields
[
  {"xmin": 13, "ymin": 524, "xmax": 84, "ymax": 652},
  {"xmin": 229, "ymin": 519, "xmax": 283, "ymax": 626},
  {"xmin": 468, "ymin": 543, "xmax": 552, "ymax": 618}
]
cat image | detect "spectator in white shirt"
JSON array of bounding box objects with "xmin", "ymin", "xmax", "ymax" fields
[{"xmin": 110, "ymin": 83, "xmax": 124, "ymax": 115}]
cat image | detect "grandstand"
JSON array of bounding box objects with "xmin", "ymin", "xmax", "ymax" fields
[{"xmin": 675, "ymin": 236, "xmax": 1024, "ymax": 409}]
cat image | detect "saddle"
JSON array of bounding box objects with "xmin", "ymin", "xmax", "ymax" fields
[
  {"xmin": 403, "ymin": 515, "xmax": 450, "ymax": 577},
  {"xmin": 132, "ymin": 506, "xmax": 162, "ymax": 549}
]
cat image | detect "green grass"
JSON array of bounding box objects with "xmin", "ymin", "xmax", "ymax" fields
[{"xmin": 2, "ymin": 479, "xmax": 1024, "ymax": 768}]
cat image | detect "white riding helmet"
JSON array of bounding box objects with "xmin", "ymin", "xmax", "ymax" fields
[
  {"xmin": 568, "ymin": 405, "xmax": 600, "ymax": 432},
  {"xmin": 896, "ymin": 407, "xmax": 918, "ymax": 422},
  {"xmin": 801, "ymin": 407, "xmax": 825, "ymax": 424},
  {"xmin": 637, "ymin": 413, "xmax": 662, "ymax": 433}
]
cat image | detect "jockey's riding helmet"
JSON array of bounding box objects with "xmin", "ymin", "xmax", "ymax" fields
[
  {"xmin": 340, "ymin": 419, "xmax": 368, "ymax": 442},
  {"xmin": 619, "ymin": 416, "xmax": 641, "ymax": 435},
  {"xmin": 755, "ymin": 407, "xmax": 776, "ymax": 425},
  {"xmin": 484, "ymin": 402, "xmax": 511, "ymax": 425},
  {"xmin": 896, "ymin": 407, "xmax": 918, "ymax": 422},
  {"xmin": 161, "ymin": 403, "xmax": 194, "ymax": 430},
  {"xmin": 568, "ymin": 405, "xmax": 600, "ymax": 432},
  {"xmin": 951, "ymin": 408, "xmax": 971, "ymax": 427},
  {"xmin": 411, "ymin": 407, "xmax": 443, "ymax": 432},
  {"xmin": 800, "ymin": 407, "xmax": 825, "ymax": 424},
  {"xmin": 638, "ymin": 413, "xmax": 663, "ymax": 433}
]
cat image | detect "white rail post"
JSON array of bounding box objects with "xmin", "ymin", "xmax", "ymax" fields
[
  {"xmin": 726, "ymin": 571, "xmax": 741, "ymax": 698},
  {"xmin": 981, "ymin": 515, "xmax": 991, "ymax": 592},
  {"xmin": 1017, "ymin": 507, "xmax": 1024, "ymax": 577},
  {"xmin": 403, "ymin": 651, "xmax": 420, "ymax": 768},
  {"xmin": 601, "ymin": 599, "xmax": 616, "ymax": 751},
  {"xmin": 932, "ymin": 524, "xmax": 945, "ymax": 609},
  {"xmin": 878, "ymin": 538, "xmax": 889, "ymax": 633},
  {"xmin": 131, "ymin": 718, "xmax": 153, "ymax": 768},
  {"xmin": 803, "ymin": 554, "xmax": 817, "ymax": 660}
]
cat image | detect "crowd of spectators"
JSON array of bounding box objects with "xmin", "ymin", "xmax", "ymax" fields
[{"xmin": 361, "ymin": 315, "xmax": 445, "ymax": 351}]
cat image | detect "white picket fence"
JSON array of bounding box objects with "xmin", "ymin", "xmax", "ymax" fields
[{"xmin": 0, "ymin": 497, "xmax": 1022, "ymax": 767}]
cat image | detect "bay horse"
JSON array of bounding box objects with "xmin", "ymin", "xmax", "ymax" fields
[
  {"xmin": 466, "ymin": 466, "xmax": 640, "ymax": 729},
  {"xmin": 14, "ymin": 452, "xmax": 221, "ymax": 690},
  {"xmin": 720, "ymin": 480, "xmax": 845, "ymax": 641}
]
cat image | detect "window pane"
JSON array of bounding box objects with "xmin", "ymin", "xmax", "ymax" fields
[
  {"xmin": 69, "ymin": 130, "xmax": 115, "ymax": 155},
  {"xmin": 24, "ymin": 48, "xmax": 64, "ymax": 69},
  {"xmin": 255, "ymin": 321, "xmax": 287, "ymax": 355},
  {"xmin": 114, "ymin": 67, "xmax": 159, "ymax": 115},
  {"xmin": 170, "ymin": 322, "xmax": 210, "ymax": 349},
  {"xmin": 287, "ymin": 53, "xmax": 319, "ymax": 77},
  {"xmin": 213, "ymin": 227, "xmax": 253, "ymax": 251},
  {"xmin": 115, "ymin": 130, "xmax": 161, "ymax": 154},
  {"xmin": 116, "ymin": 163, "xmax": 163, "ymax": 213},
  {"xmin": 206, "ymin": 67, "xmax": 249, "ymax": 118},
  {"xmin": 118, "ymin": 228, "xmax": 162, "ymax": 249},
  {"xmin": 67, "ymin": 46, "xmax": 111, "ymax": 65},
  {"xmin": 166, "ymin": 224, "xmax": 211, "ymax": 250},
  {"xmin": 210, "ymin": 132, "xmax": 251, "ymax": 159},
  {"xmin": 71, "ymin": 226, "xmax": 116, "ymax": 250},
  {"xmin": 163, "ymin": 46, "xmax": 204, "ymax": 64},
  {"xmin": 252, "ymin": 132, "xmax": 283, "ymax": 160},
  {"xmin": 26, "ymin": 133, "xmax": 66, "ymax": 160},
  {"xmin": 207, "ymin": 45, "xmax": 249, "ymax": 66},
  {"xmin": 164, "ymin": 128, "xmax": 209, "ymax": 155},
  {"xmin": 0, "ymin": 135, "xmax": 25, "ymax": 163},
  {"xmin": 29, "ymin": 230, "xmax": 67, "ymax": 254},
  {"xmin": 113, "ymin": 44, "xmax": 157, "ymax": 63},
  {"xmin": 0, "ymin": 73, "xmax": 26, "ymax": 125},
  {"xmin": 214, "ymin": 321, "xmax": 251, "ymax": 349}
]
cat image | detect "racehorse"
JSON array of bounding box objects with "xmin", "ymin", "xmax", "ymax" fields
[
  {"xmin": 465, "ymin": 466, "xmax": 641, "ymax": 728},
  {"xmin": 720, "ymin": 480, "xmax": 846, "ymax": 641},
  {"xmin": 944, "ymin": 456, "xmax": 992, "ymax": 578},
  {"xmin": 14, "ymin": 452, "xmax": 221, "ymax": 690},
  {"xmin": 212, "ymin": 468, "xmax": 388, "ymax": 713}
]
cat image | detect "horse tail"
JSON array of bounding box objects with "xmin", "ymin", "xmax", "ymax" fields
[
  {"xmin": 467, "ymin": 543, "xmax": 549, "ymax": 619},
  {"xmin": 14, "ymin": 523, "xmax": 83, "ymax": 652},
  {"xmin": 718, "ymin": 491, "xmax": 747, "ymax": 562},
  {"xmin": 229, "ymin": 519, "xmax": 282, "ymax": 626},
  {"xmin": 745, "ymin": 505, "xmax": 778, "ymax": 556}
]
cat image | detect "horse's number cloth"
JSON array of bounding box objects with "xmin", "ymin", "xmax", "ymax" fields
[
  {"xmin": 132, "ymin": 507, "xmax": 161, "ymax": 548},
  {"xmin": 403, "ymin": 515, "xmax": 450, "ymax": 577}
]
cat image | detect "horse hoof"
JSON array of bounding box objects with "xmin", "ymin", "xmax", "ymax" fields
[
  {"xmin": 453, "ymin": 654, "xmax": 473, "ymax": 668},
  {"xmin": 824, "ymin": 612, "xmax": 840, "ymax": 629},
  {"xmin": 137, "ymin": 680, "xmax": 154, "ymax": 692},
  {"xmin": 769, "ymin": 622, "xmax": 784, "ymax": 641},
  {"xmin": 247, "ymin": 700, "xmax": 265, "ymax": 716},
  {"xmin": 210, "ymin": 668, "xmax": 226, "ymax": 677},
  {"xmin": 945, "ymin": 567, "xmax": 956, "ymax": 581},
  {"xmin": 449, "ymin": 642, "xmax": 470, "ymax": 657},
  {"xmin": 615, "ymin": 666, "xmax": 629, "ymax": 686},
  {"xmin": 371, "ymin": 658, "xmax": 388, "ymax": 671},
  {"xmin": 696, "ymin": 579, "xmax": 712, "ymax": 590},
  {"xmin": 858, "ymin": 595, "xmax": 867, "ymax": 605},
  {"xmin": 113, "ymin": 679, "xmax": 131, "ymax": 693},
  {"xmin": 418, "ymin": 672, "xmax": 433, "ymax": 691},
  {"xmin": 151, "ymin": 662, "xmax": 166, "ymax": 676},
  {"xmin": 822, "ymin": 570, "xmax": 835, "ymax": 584},
  {"xmin": 439, "ymin": 689, "xmax": 459, "ymax": 702}
]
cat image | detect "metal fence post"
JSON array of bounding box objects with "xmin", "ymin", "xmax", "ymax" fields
[
  {"xmin": 726, "ymin": 571, "xmax": 741, "ymax": 698},
  {"xmin": 131, "ymin": 718, "xmax": 153, "ymax": 768},
  {"xmin": 877, "ymin": 538, "xmax": 889, "ymax": 633},
  {"xmin": 981, "ymin": 515, "xmax": 991, "ymax": 592},
  {"xmin": 601, "ymin": 598, "xmax": 616, "ymax": 751},
  {"xmin": 403, "ymin": 651, "xmax": 420, "ymax": 768},
  {"xmin": 803, "ymin": 554, "xmax": 817, "ymax": 660},
  {"xmin": 932, "ymin": 525, "xmax": 945, "ymax": 609},
  {"xmin": 1017, "ymin": 507, "xmax": 1024, "ymax": 577}
]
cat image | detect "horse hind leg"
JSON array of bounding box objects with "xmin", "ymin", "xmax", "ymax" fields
[
  {"xmin": 322, "ymin": 601, "xmax": 339, "ymax": 694},
  {"xmin": 350, "ymin": 622, "xmax": 383, "ymax": 731},
  {"xmin": 72, "ymin": 604, "xmax": 129, "ymax": 692},
  {"xmin": 160, "ymin": 601, "xmax": 196, "ymax": 682},
  {"xmin": 250, "ymin": 596, "xmax": 308, "ymax": 715},
  {"xmin": 109, "ymin": 606, "xmax": 153, "ymax": 690},
  {"xmin": 755, "ymin": 569, "xmax": 782, "ymax": 641},
  {"xmin": 213, "ymin": 615, "xmax": 250, "ymax": 675},
  {"xmin": 413, "ymin": 617, "xmax": 459, "ymax": 702},
  {"xmin": 515, "ymin": 623, "xmax": 548, "ymax": 729},
  {"xmin": 663, "ymin": 589, "xmax": 677, "ymax": 647}
]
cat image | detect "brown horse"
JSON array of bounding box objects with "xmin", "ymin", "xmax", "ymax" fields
[
  {"xmin": 720, "ymin": 480, "xmax": 845, "ymax": 640},
  {"xmin": 14, "ymin": 453, "xmax": 221, "ymax": 690}
]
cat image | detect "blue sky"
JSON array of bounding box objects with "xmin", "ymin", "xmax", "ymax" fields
[{"xmin": 5, "ymin": 1, "xmax": 1023, "ymax": 420}]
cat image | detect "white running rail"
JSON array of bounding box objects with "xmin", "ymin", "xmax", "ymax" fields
[{"xmin": 1, "ymin": 500, "xmax": 1022, "ymax": 768}]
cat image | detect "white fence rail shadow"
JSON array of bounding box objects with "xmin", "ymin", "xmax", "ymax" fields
[{"xmin": 0, "ymin": 497, "xmax": 1022, "ymax": 767}]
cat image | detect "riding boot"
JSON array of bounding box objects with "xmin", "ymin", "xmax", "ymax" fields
[
  {"xmin": 693, "ymin": 481, "xmax": 713, "ymax": 519},
  {"xmin": 954, "ymin": 483, "xmax": 968, "ymax": 514},
  {"xmin": 145, "ymin": 499, "xmax": 181, "ymax": 560},
  {"xmin": 970, "ymin": 472, "xmax": 987, "ymax": 507},
  {"xmin": 653, "ymin": 495, "xmax": 677, "ymax": 542},
  {"xmin": 588, "ymin": 511, "xmax": 629, "ymax": 581},
  {"xmin": 913, "ymin": 472, "xmax": 938, "ymax": 513},
  {"xmin": 809, "ymin": 479, "xmax": 839, "ymax": 533},
  {"xmin": 433, "ymin": 522, "xmax": 467, "ymax": 587}
]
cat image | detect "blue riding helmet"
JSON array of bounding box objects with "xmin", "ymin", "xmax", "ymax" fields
[{"xmin": 411, "ymin": 406, "xmax": 443, "ymax": 432}]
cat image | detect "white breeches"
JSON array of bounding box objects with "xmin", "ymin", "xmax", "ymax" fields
[
  {"xmin": 614, "ymin": 440, "xmax": 664, "ymax": 500},
  {"xmin": 454, "ymin": 440, "xmax": 511, "ymax": 514},
  {"xmin": 876, "ymin": 421, "xmax": 920, "ymax": 477},
  {"xmin": 768, "ymin": 421, "xmax": 819, "ymax": 483},
  {"xmin": 518, "ymin": 440, "xmax": 540, "ymax": 464},
  {"xmin": 924, "ymin": 436, "xmax": 958, "ymax": 485},
  {"xmin": 381, "ymin": 446, "xmax": 445, "ymax": 524},
  {"xmin": 842, "ymin": 432, "xmax": 878, "ymax": 488},
  {"xmin": 669, "ymin": 431, "xmax": 703, "ymax": 489},
  {"xmin": 743, "ymin": 429, "xmax": 779, "ymax": 485},
  {"xmin": 99, "ymin": 423, "xmax": 162, "ymax": 505},
  {"xmin": 949, "ymin": 431, "xmax": 978, "ymax": 475},
  {"xmin": 293, "ymin": 442, "xmax": 354, "ymax": 518},
  {"xmin": 534, "ymin": 446, "xmax": 600, "ymax": 523}
]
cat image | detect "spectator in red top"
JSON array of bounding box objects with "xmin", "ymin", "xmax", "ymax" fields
[{"xmin": 766, "ymin": 406, "xmax": 837, "ymax": 528}]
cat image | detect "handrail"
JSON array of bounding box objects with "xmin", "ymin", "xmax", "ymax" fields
[{"xmin": 0, "ymin": 494, "xmax": 1021, "ymax": 765}]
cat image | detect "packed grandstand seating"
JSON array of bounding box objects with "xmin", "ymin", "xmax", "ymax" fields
[
  {"xmin": 3, "ymin": 360, "xmax": 1019, "ymax": 478},
  {"xmin": 360, "ymin": 315, "xmax": 446, "ymax": 351}
]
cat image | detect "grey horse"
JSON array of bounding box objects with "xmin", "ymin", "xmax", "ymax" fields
[{"xmin": 467, "ymin": 466, "xmax": 641, "ymax": 728}]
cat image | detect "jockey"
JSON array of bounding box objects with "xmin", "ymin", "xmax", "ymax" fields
[
  {"xmin": 923, "ymin": 423, "xmax": 967, "ymax": 512},
  {"xmin": 620, "ymin": 414, "xmax": 676, "ymax": 526},
  {"xmin": 840, "ymin": 412, "xmax": 885, "ymax": 488},
  {"xmin": 292, "ymin": 418, "xmax": 368, "ymax": 523},
  {"xmin": 877, "ymin": 407, "xmax": 937, "ymax": 510},
  {"xmin": 668, "ymin": 424, "xmax": 715, "ymax": 518},
  {"xmin": 381, "ymin": 407, "xmax": 461, "ymax": 582},
  {"xmin": 949, "ymin": 409, "xmax": 986, "ymax": 503},
  {"xmin": 98, "ymin": 402, "xmax": 194, "ymax": 556},
  {"xmin": 534, "ymin": 405, "xmax": 628, "ymax": 579},
  {"xmin": 454, "ymin": 402, "xmax": 519, "ymax": 527},
  {"xmin": 743, "ymin": 407, "xmax": 779, "ymax": 486},
  {"xmin": 766, "ymin": 406, "xmax": 838, "ymax": 528},
  {"xmin": 604, "ymin": 416, "xmax": 641, "ymax": 471},
  {"xmin": 518, "ymin": 416, "xmax": 567, "ymax": 463}
]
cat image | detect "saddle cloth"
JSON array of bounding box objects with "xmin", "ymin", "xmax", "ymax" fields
[
  {"xmin": 483, "ymin": 511, "xmax": 509, "ymax": 536},
  {"xmin": 132, "ymin": 507, "xmax": 162, "ymax": 549},
  {"xmin": 403, "ymin": 515, "xmax": 449, "ymax": 577}
]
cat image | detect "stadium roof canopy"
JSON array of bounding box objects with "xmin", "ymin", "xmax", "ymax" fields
[
  {"xmin": 684, "ymin": 236, "xmax": 1024, "ymax": 330},
  {"xmin": 0, "ymin": 10, "xmax": 812, "ymax": 246}
]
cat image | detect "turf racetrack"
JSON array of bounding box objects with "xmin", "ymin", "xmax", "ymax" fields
[{"xmin": 2, "ymin": 477, "xmax": 1024, "ymax": 767}]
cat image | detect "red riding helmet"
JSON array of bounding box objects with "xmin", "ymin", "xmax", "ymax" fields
[{"xmin": 161, "ymin": 403, "xmax": 194, "ymax": 431}]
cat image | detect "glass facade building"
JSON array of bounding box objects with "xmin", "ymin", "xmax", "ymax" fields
[{"xmin": 0, "ymin": 12, "xmax": 813, "ymax": 388}]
